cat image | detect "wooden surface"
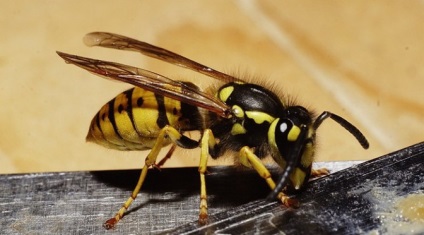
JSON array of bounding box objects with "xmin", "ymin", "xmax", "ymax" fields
[{"xmin": 1, "ymin": 1, "xmax": 423, "ymax": 173}]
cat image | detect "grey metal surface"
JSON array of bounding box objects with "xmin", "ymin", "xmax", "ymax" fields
[
  {"xmin": 168, "ymin": 142, "xmax": 424, "ymax": 234},
  {"xmin": 3, "ymin": 143, "xmax": 423, "ymax": 235},
  {"xmin": 0, "ymin": 161, "xmax": 360, "ymax": 234}
]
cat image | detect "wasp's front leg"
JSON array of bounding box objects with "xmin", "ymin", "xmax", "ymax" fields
[
  {"xmin": 238, "ymin": 146, "xmax": 299, "ymax": 208},
  {"xmin": 310, "ymin": 168, "xmax": 330, "ymax": 179}
]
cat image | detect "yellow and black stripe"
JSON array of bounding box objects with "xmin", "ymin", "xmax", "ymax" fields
[{"xmin": 87, "ymin": 84, "xmax": 203, "ymax": 151}]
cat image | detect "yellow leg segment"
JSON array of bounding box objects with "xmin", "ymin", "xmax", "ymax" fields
[
  {"xmin": 198, "ymin": 129, "xmax": 216, "ymax": 224},
  {"xmin": 103, "ymin": 125, "xmax": 190, "ymax": 230},
  {"xmin": 104, "ymin": 164, "xmax": 149, "ymax": 229},
  {"xmin": 239, "ymin": 146, "xmax": 299, "ymax": 208}
]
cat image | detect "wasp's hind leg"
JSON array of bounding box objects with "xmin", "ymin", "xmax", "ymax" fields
[
  {"xmin": 103, "ymin": 125, "xmax": 198, "ymax": 230},
  {"xmin": 154, "ymin": 143, "xmax": 177, "ymax": 170},
  {"xmin": 238, "ymin": 146, "xmax": 299, "ymax": 208}
]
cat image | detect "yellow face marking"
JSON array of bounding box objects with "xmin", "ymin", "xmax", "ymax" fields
[
  {"xmin": 287, "ymin": 125, "xmax": 301, "ymax": 142},
  {"xmin": 268, "ymin": 118, "xmax": 280, "ymax": 150},
  {"xmin": 290, "ymin": 167, "xmax": 307, "ymax": 190},
  {"xmin": 268, "ymin": 119, "xmax": 278, "ymax": 150},
  {"xmin": 218, "ymin": 86, "xmax": 234, "ymax": 102},
  {"xmin": 232, "ymin": 105, "xmax": 244, "ymax": 118},
  {"xmin": 268, "ymin": 119, "xmax": 288, "ymax": 168},
  {"xmin": 245, "ymin": 111, "xmax": 275, "ymax": 124},
  {"xmin": 231, "ymin": 123, "xmax": 247, "ymax": 135}
]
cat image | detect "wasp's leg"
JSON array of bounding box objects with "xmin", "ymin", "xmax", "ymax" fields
[
  {"xmin": 310, "ymin": 168, "xmax": 330, "ymax": 179},
  {"xmin": 198, "ymin": 129, "xmax": 216, "ymax": 224},
  {"xmin": 154, "ymin": 144, "xmax": 177, "ymax": 170},
  {"xmin": 239, "ymin": 146, "xmax": 299, "ymax": 208},
  {"xmin": 104, "ymin": 125, "xmax": 198, "ymax": 230}
]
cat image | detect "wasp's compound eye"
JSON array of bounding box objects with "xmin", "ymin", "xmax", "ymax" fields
[
  {"xmin": 272, "ymin": 119, "xmax": 292, "ymax": 153},
  {"xmin": 279, "ymin": 122, "xmax": 288, "ymax": 133}
]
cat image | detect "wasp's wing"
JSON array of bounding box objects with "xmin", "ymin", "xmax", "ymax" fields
[
  {"xmin": 83, "ymin": 32, "xmax": 238, "ymax": 83},
  {"xmin": 57, "ymin": 51, "xmax": 231, "ymax": 118}
]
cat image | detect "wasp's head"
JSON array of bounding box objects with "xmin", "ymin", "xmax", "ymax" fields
[
  {"xmin": 267, "ymin": 107, "xmax": 369, "ymax": 201},
  {"xmin": 268, "ymin": 106, "xmax": 315, "ymax": 192}
]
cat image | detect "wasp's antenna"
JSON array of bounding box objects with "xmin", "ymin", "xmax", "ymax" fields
[{"xmin": 313, "ymin": 111, "xmax": 369, "ymax": 149}]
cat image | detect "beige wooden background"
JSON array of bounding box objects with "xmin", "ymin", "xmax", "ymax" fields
[{"xmin": 1, "ymin": 1, "xmax": 423, "ymax": 174}]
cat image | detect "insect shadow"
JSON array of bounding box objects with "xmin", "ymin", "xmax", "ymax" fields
[{"xmin": 91, "ymin": 166, "xmax": 279, "ymax": 207}]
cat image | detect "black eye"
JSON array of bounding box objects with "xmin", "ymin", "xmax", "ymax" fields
[
  {"xmin": 273, "ymin": 118, "xmax": 305, "ymax": 157},
  {"xmin": 277, "ymin": 119, "xmax": 293, "ymax": 138},
  {"xmin": 279, "ymin": 122, "xmax": 288, "ymax": 134},
  {"xmin": 274, "ymin": 119, "xmax": 293, "ymax": 156}
]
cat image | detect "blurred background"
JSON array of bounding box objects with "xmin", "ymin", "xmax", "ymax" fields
[{"xmin": 1, "ymin": 0, "xmax": 423, "ymax": 173}]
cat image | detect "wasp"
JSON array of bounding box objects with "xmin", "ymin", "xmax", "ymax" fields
[{"xmin": 57, "ymin": 32, "xmax": 369, "ymax": 229}]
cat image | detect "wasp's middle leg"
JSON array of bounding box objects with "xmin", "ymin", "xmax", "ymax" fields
[{"xmin": 197, "ymin": 129, "xmax": 217, "ymax": 224}]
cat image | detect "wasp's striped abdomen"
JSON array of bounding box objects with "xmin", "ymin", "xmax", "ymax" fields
[{"xmin": 87, "ymin": 84, "xmax": 203, "ymax": 151}]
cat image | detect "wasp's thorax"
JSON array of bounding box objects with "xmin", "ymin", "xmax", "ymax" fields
[{"xmin": 212, "ymin": 82, "xmax": 315, "ymax": 190}]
